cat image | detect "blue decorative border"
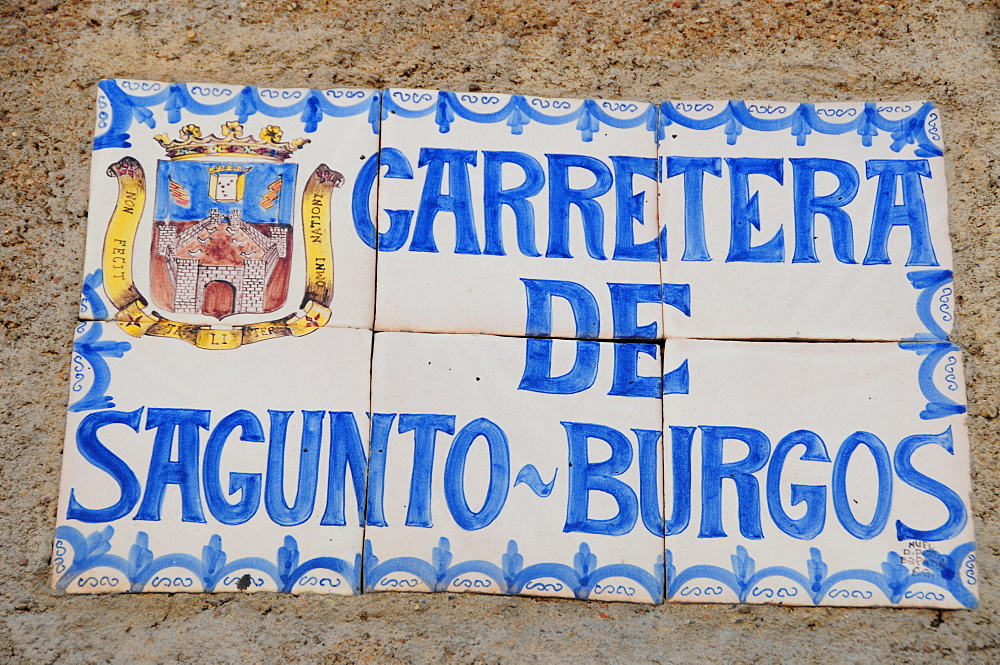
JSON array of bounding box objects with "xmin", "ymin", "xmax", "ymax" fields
[
  {"xmin": 53, "ymin": 527, "xmax": 660, "ymax": 601},
  {"xmin": 55, "ymin": 526, "xmax": 976, "ymax": 607},
  {"xmin": 95, "ymin": 79, "xmax": 378, "ymax": 149},
  {"xmin": 380, "ymin": 91, "xmax": 657, "ymax": 142},
  {"xmin": 68, "ymin": 270, "xmax": 132, "ymax": 413},
  {"xmin": 659, "ymin": 100, "xmax": 941, "ymax": 154},
  {"xmin": 54, "ymin": 525, "xmax": 361, "ymax": 593},
  {"xmin": 667, "ymin": 542, "xmax": 976, "ymax": 608},
  {"xmin": 93, "ymin": 79, "xmax": 941, "ymax": 151},
  {"xmin": 363, "ymin": 537, "xmax": 662, "ymax": 602},
  {"xmin": 898, "ymin": 269, "xmax": 967, "ymax": 420}
]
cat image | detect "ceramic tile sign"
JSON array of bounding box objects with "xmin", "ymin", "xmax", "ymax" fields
[
  {"xmin": 373, "ymin": 90, "xmax": 664, "ymax": 339},
  {"xmin": 662, "ymin": 340, "xmax": 975, "ymax": 609},
  {"xmin": 81, "ymin": 79, "xmax": 379, "ymax": 345},
  {"xmin": 659, "ymin": 101, "xmax": 952, "ymax": 341},
  {"xmin": 55, "ymin": 80, "xmax": 975, "ymax": 610},
  {"xmin": 54, "ymin": 323, "xmax": 373, "ymax": 594},
  {"xmin": 366, "ymin": 332, "xmax": 664, "ymax": 603}
]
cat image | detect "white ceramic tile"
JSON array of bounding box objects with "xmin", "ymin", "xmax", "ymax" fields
[
  {"xmin": 661, "ymin": 339, "xmax": 975, "ymax": 608},
  {"xmin": 53, "ymin": 323, "xmax": 372, "ymax": 595},
  {"xmin": 658, "ymin": 100, "xmax": 953, "ymax": 341},
  {"xmin": 80, "ymin": 79, "xmax": 378, "ymax": 333},
  {"xmin": 373, "ymin": 89, "xmax": 664, "ymax": 340},
  {"xmin": 366, "ymin": 331, "xmax": 664, "ymax": 603}
]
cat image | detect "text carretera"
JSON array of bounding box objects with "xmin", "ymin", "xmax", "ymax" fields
[{"xmin": 352, "ymin": 148, "xmax": 940, "ymax": 266}]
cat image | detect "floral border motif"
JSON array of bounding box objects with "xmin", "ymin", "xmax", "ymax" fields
[
  {"xmin": 93, "ymin": 80, "xmax": 377, "ymax": 149},
  {"xmin": 659, "ymin": 100, "xmax": 941, "ymax": 154},
  {"xmin": 53, "ymin": 526, "xmax": 361, "ymax": 594},
  {"xmin": 93, "ymin": 79, "xmax": 941, "ymax": 152},
  {"xmin": 380, "ymin": 90, "xmax": 657, "ymax": 142},
  {"xmin": 667, "ymin": 543, "xmax": 976, "ymax": 608},
  {"xmin": 68, "ymin": 271, "xmax": 132, "ymax": 413},
  {"xmin": 54, "ymin": 526, "xmax": 975, "ymax": 607},
  {"xmin": 362, "ymin": 537, "xmax": 663, "ymax": 602},
  {"xmin": 898, "ymin": 269, "xmax": 967, "ymax": 420}
]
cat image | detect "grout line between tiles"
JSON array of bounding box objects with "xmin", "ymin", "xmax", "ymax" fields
[
  {"xmin": 358, "ymin": 88, "xmax": 386, "ymax": 595},
  {"xmin": 655, "ymin": 140, "xmax": 668, "ymax": 605},
  {"xmin": 658, "ymin": 340, "xmax": 668, "ymax": 605},
  {"xmin": 665, "ymin": 334, "xmax": 953, "ymax": 344},
  {"xmin": 367, "ymin": 327, "xmax": 936, "ymax": 346}
]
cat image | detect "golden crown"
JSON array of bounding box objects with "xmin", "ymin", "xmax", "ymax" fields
[{"xmin": 153, "ymin": 120, "xmax": 310, "ymax": 162}]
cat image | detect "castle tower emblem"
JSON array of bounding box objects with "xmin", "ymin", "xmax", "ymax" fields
[
  {"xmin": 150, "ymin": 121, "xmax": 307, "ymax": 320},
  {"xmin": 100, "ymin": 120, "xmax": 342, "ymax": 349}
]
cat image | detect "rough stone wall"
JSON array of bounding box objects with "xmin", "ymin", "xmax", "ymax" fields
[{"xmin": 1, "ymin": 1, "xmax": 999, "ymax": 663}]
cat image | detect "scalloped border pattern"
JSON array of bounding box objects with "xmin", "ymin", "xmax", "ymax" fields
[{"xmin": 95, "ymin": 80, "xmax": 941, "ymax": 152}]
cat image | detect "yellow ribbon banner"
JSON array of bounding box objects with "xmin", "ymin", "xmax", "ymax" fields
[
  {"xmin": 103, "ymin": 158, "xmax": 341, "ymax": 349},
  {"xmin": 102, "ymin": 158, "xmax": 147, "ymax": 310}
]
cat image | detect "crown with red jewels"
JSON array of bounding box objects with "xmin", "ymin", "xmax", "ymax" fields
[{"xmin": 153, "ymin": 120, "xmax": 309, "ymax": 162}]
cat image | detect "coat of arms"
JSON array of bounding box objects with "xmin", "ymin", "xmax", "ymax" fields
[{"xmin": 101, "ymin": 120, "xmax": 344, "ymax": 349}]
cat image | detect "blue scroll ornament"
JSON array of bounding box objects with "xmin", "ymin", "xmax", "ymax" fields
[
  {"xmin": 94, "ymin": 79, "xmax": 941, "ymax": 153},
  {"xmin": 68, "ymin": 270, "xmax": 132, "ymax": 413},
  {"xmin": 667, "ymin": 542, "xmax": 976, "ymax": 608},
  {"xmin": 363, "ymin": 537, "xmax": 664, "ymax": 602},
  {"xmin": 94, "ymin": 80, "xmax": 376, "ymax": 149},
  {"xmin": 53, "ymin": 526, "xmax": 976, "ymax": 607},
  {"xmin": 53, "ymin": 526, "xmax": 361, "ymax": 594},
  {"xmin": 897, "ymin": 269, "xmax": 967, "ymax": 420},
  {"xmin": 380, "ymin": 90, "xmax": 658, "ymax": 142},
  {"xmin": 658, "ymin": 100, "xmax": 941, "ymax": 154}
]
